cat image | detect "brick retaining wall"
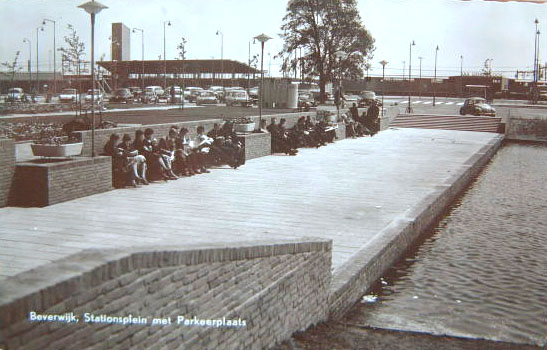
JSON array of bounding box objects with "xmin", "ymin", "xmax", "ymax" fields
[
  {"xmin": 73, "ymin": 113, "xmax": 318, "ymax": 157},
  {"xmin": 328, "ymin": 135, "xmax": 504, "ymax": 318},
  {"xmin": 0, "ymin": 138, "xmax": 15, "ymax": 207},
  {"xmin": 505, "ymin": 112, "xmax": 547, "ymax": 142},
  {"xmin": 0, "ymin": 238, "xmax": 332, "ymax": 350},
  {"xmin": 10, "ymin": 156, "xmax": 112, "ymax": 207}
]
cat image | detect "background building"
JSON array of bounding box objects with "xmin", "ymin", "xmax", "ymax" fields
[{"xmin": 111, "ymin": 23, "xmax": 130, "ymax": 61}]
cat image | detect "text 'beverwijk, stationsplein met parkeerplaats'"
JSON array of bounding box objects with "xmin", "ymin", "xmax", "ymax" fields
[{"xmin": 28, "ymin": 311, "xmax": 247, "ymax": 328}]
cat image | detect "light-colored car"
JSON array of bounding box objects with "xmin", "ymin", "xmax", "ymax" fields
[
  {"xmin": 459, "ymin": 97, "xmax": 496, "ymax": 116},
  {"xmin": 298, "ymin": 91, "xmax": 316, "ymax": 108},
  {"xmin": 225, "ymin": 89, "xmax": 251, "ymax": 107},
  {"xmin": 184, "ymin": 87, "xmax": 204, "ymax": 102},
  {"xmin": 164, "ymin": 86, "xmax": 185, "ymax": 103},
  {"xmin": 7, "ymin": 88, "xmax": 24, "ymax": 102},
  {"xmin": 196, "ymin": 90, "xmax": 219, "ymax": 105},
  {"xmin": 358, "ymin": 91, "xmax": 377, "ymax": 107},
  {"xmin": 84, "ymin": 89, "xmax": 103, "ymax": 104},
  {"xmin": 59, "ymin": 88, "xmax": 79, "ymax": 103}
]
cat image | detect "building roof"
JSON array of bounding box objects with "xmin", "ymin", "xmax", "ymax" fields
[{"xmin": 97, "ymin": 59, "xmax": 259, "ymax": 75}]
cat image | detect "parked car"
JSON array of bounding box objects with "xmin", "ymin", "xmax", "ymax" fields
[
  {"xmin": 358, "ymin": 91, "xmax": 377, "ymax": 107},
  {"xmin": 164, "ymin": 86, "xmax": 185, "ymax": 103},
  {"xmin": 109, "ymin": 88, "xmax": 133, "ymax": 103},
  {"xmin": 459, "ymin": 97, "xmax": 496, "ymax": 116},
  {"xmin": 140, "ymin": 86, "xmax": 164, "ymax": 104},
  {"xmin": 208, "ymin": 86, "xmax": 225, "ymax": 101},
  {"xmin": 298, "ymin": 91, "xmax": 316, "ymax": 108},
  {"xmin": 58, "ymin": 88, "xmax": 79, "ymax": 103},
  {"xmin": 6, "ymin": 88, "xmax": 24, "ymax": 102},
  {"xmin": 248, "ymin": 87, "xmax": 259, "ymax": 104},
  {"xmin": 344, "ymin": 94, "xmax": 361, "ymax": 103},
  {"xmin": 184, "ymin": 87, "xmax": 204, "ymax": 103},
  {"xmin": 225, "ymin": 89, "xmax": 251, "ymax": 107},
  {"xmin": 196, "ymin": 90, "xmax": 219, "ymax": 105},
  {"xmin": 128, "ymin": 87, "xmax": 143, "ymax": 101},
  {"xmin": 84, "ymin": 89, "xmax": 103, "ymax": 104}
]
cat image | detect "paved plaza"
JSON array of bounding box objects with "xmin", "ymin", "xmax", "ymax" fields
[{"xmin": 0, "ymin": 127, "xmax": 500, "ymax": 280}]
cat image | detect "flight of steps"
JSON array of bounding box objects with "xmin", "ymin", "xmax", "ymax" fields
[{"xmin": 389, "ymin": 114, "xmax": 502, "ymax": 133}]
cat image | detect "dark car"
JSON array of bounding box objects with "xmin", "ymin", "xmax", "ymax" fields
[
  {"xmin": 109, "ymin": 88, "xmax": 133, "ymax": 103},
  {"xmin": 459, "ymin": 97, "xmax": 496, "ymax": 116}
]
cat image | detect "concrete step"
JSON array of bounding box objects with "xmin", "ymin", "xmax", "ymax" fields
[{"xmin": 390, "ymin": 114, "xmax": 502, "ymax": 133}]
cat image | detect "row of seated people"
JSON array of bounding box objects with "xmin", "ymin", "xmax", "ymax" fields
[
  {"xmin": 104, "ymin": 122, "xmax": 244, "ymax": 188},
  {"xmin": 342, "ymin": 102, "xmax": 380, "ymax": 138},
  {"xmin": 264, "ymin": 116, "xmax": 337, "ymax": 156}
]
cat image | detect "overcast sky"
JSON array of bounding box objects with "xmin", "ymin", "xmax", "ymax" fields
[{"xmin": 0, "ymin": 0, "xmax": 545, "ymax": 78}]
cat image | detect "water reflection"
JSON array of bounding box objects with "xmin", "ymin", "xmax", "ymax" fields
[{"xmin": 348, "ymin": 143, "xmax": 547, "ymax": 347}]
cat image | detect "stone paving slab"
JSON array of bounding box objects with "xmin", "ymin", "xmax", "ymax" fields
[{"xmin": 0, "ymin": 128, "xmax": 500, "ymax": 280}]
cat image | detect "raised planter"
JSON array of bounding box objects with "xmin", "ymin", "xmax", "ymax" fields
[
  {"xmin": 11, "ymin": 156, "xmax": 112, "ymax": 207},
  {"xmin": 31, "ymin": 142, "xmax": 83, "ymax": 157},
  {"xmin": 234, "ymin": 122, "xmax": 256, "ymax": 134}
]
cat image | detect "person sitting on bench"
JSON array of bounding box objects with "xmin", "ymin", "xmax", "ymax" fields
[
  {"xmin": 273, "ymin": 118, "xmax": 298, "ymax": 156},
  {"xmin": 104, "ymin": 134, "xmax": 139, "ymax": 188},
  {"xmin": 118, "ymin": 133, "xmax": 149, "ymax": 185},
  {"xmin": 158, "ymin": 127, "xmax": 180, "ymax": 179},
  {"xmin": 194, "ymin": 126, "xmax": 212, "ymax": 173}
]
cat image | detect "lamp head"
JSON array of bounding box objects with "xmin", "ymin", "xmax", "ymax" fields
[
  {"xmin": 78, "ymin": 0, "xmax": 108, "ymax": 15},
  {"xmin": 168, "ymin": 21, "xmax": 171, "ymax": 26},
  {"xmin": 254, "ymin": 33, "xmax": 272, "ymax": 43},
  {"xmin": 411, "ymin": 40, "xmax": 415, "ymax": 46},
  {"xmin": 42, "ymin": 20, "xmax": 46, "ymax": 25},
  {"xmin": 535, "ymin": 18, "xmax": 539, "ymax": 24},
  {"xmin": 436, "ymin": 45, "xmax": 439, "ymax": 51}
]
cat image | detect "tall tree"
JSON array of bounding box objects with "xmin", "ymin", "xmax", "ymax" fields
[{"xmin": 280, "ymin": 0, "xmax": 375, "ymax": 102}]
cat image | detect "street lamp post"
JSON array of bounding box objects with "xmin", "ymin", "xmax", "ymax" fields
[
  {"xmin": 380, "ymin": 60, "xmax": 388, "ymax": 117},
  {"xmin": 163, "ymin": 20, "xmax": 171, "ymax": 89},
  {"xmin": 248, "ymin": 40, "xmax": 252, "ymax": 90},
  {"xmin": 216, "ymin": 30, "xmax": 223, "ymax": 90},
  {"xmin": 132, "ymin": 28, "xmax": 144, "ymax": 90},
  {"xmin": 36, "ymin": 26, "xmax": 43, "ymax": 94},
  {"xmin": 460, "ymin": 55, "xmax": 463, "ymax": 98},
  {"xmin": 433, "ymin": 45, "xmax": 439, "ymax": 106},
  {"xmin": 254, "ymin": 33, "xmax": 272, "ymax": 128},
  {"xmin": 334, "ymin": 51, "xmax": 348, "ymax": 121},
  {"xmin": 406, "ymin": 40, "xmax": 415, "ymax": 113},
  {"xmin": 78, "ymin": 0, "xmax": 108, "ymax": 158},
  {"xmin": 108, "ymin": 36, "xmax": 120, "ymax": 90},
  {"xmin": 23, "ymin": 38, "xmax": 32, "ymax": 92},
  {"xmin": 533, "ymin": 19, "xmax": 540, "ymax": 103},
  {"xmin": 42, "ymin": 19, "xmax": 57, "ymax": 95},
  {"xmin": 418, "ymin": 56, "xmax": 423, "ymax": 99}
]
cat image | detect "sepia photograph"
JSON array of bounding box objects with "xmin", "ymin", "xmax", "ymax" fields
[{"xmin": 0, "ymin": 0, "xmax": 545, "ymax": 349}]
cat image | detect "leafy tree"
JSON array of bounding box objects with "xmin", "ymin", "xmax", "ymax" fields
[
  {"xmin": 176, "ymin": 37, "xmax": 187, "ymax": 60},
  {"xmin": 59, "ymin": 25, "xmax": 85, "ymax": 80},
  {"xmin": 1, "ymin": 51, "xmax": 23, "ymax": 88},
  {"xmin": 279, "ymin": 0, "xmax": 375, "ymax": 102},
  {"xmin": 481, "ymin": 59, "xmax": 492, "ymax": 77}
]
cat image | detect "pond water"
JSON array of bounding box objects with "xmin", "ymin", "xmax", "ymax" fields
[{"xmin": 348, "ymin": 142, "xmax": 547, "ymax": 347}]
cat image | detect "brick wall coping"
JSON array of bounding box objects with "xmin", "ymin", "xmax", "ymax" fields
[
  {"xmin": 0, "ymin": 238, "xmax": 331, "ymax": 328},
  {"xmin": 16, "ymin": 156, "xmax": 110, "ymax": 169}
]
